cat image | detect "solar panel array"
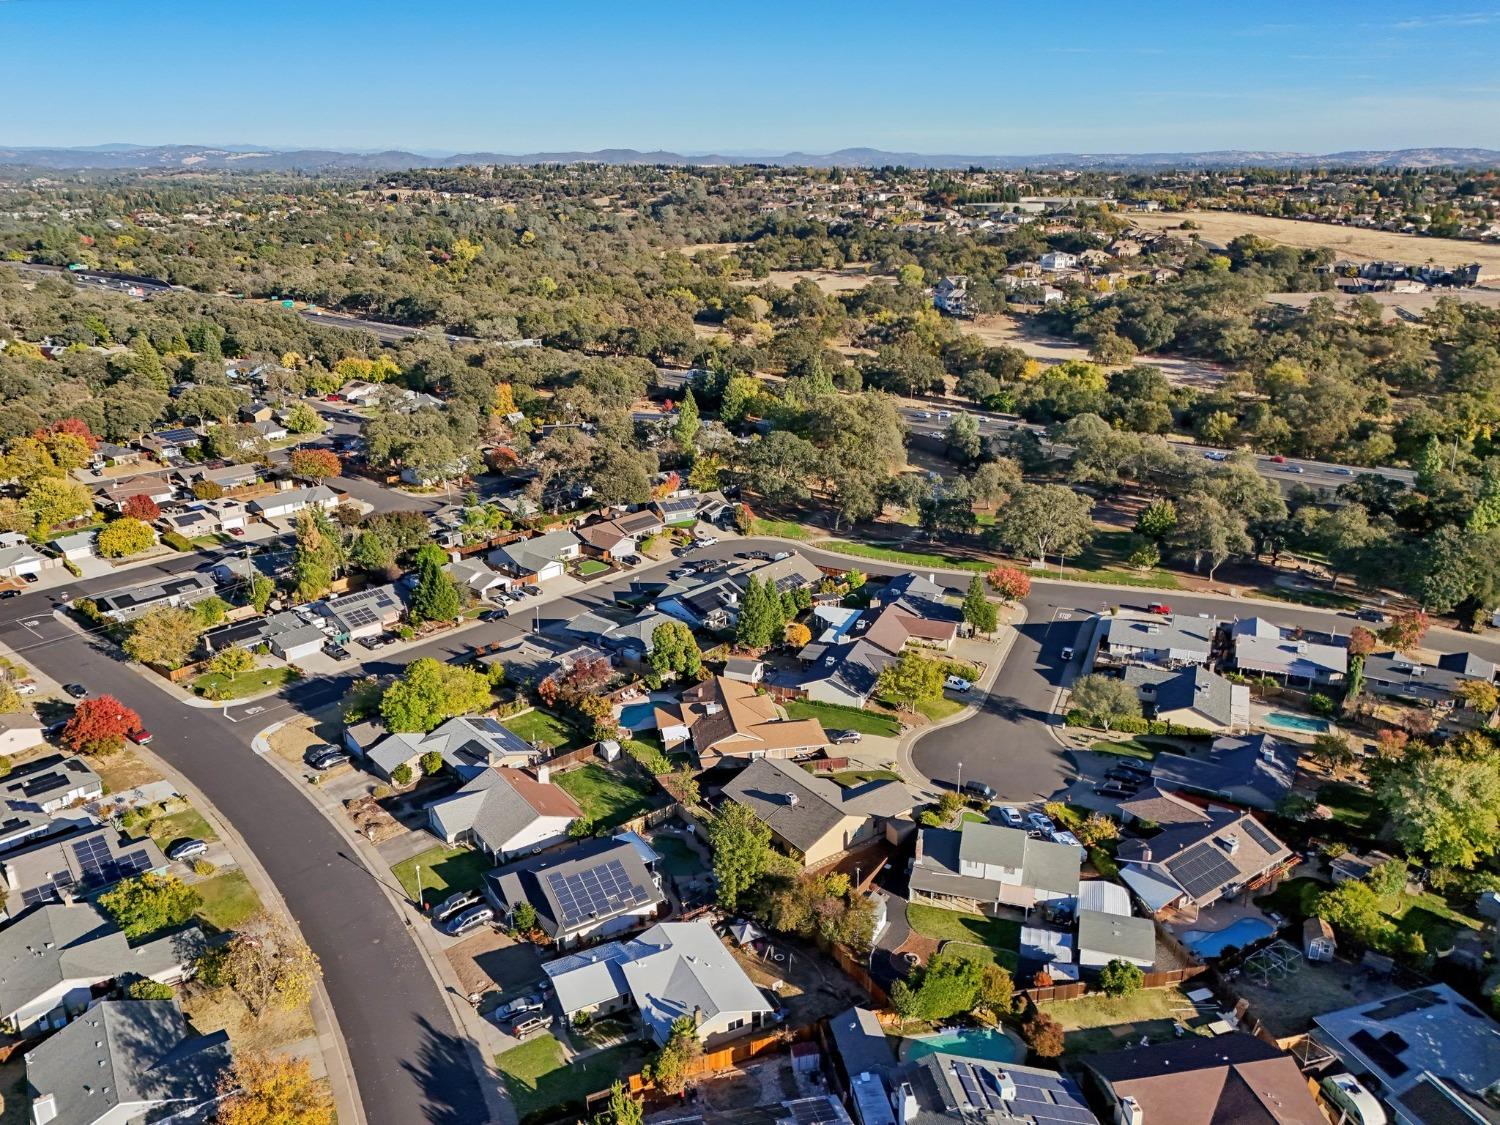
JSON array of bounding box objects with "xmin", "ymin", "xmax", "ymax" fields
[
  {"xmin": 71, "ymin": 836, "xmax": 154, "ymax": 886},
  {"xmin": 946, "ymin": 1061, "xmax": 1094, "ymax": 1124},
  {"xmin": 1350, "ymin": 1028, "xmax": 1410, "ymax": 1078},
  {"xmin": 1167, "ymin": 842, "xmax": 1239, "ymax": 900},
  {"xmin": 546, "ymin": 858, "xmax": 651, "ymax": 928},
  {"xmin": 342, "ymin": 605, "xmax": 379, "ymax": 629},
  {"xmin": 21, "ymin": 869, "xmax": 76, "ymax": 909},
  {"xmin": 1242, "ymin": 819, "xmax": 1281, "ymax": 855}
]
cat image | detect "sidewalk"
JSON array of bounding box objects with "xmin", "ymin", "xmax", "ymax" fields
[{"xmin": 251, "ymin": 720, "xmax": 516, "ymax": 1125}]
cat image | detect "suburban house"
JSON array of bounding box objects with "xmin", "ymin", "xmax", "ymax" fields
[
  {"xmin": 542, "ymin": 921, "xmax": 773, "ymax": 1046},
  {"xmin": 0, "ymin": 711, "xmax": 46, "ymax": 758},
  {"xmin": 446, "ymin": 555, "xmax": 509, "ymax": 600},
  {"xmin": 50, "ymin": 531, "xmax": 98, "ymax": 563},
  {"xmin": 1083, "ymin": 1033, "xmax": 1323, "ymax": 1125},
  {"xmin": 612, "ymin": 509, "xmax": 664, "ymax": 540},
  {"xmin": 796, "ymin": 639, "xmax": 897, "ymax": 710},
  {"xmin": 1, "ymin": 824, "xmax": 167, "ymax": 914},
  {"xmin": 1121, "ymin": 665, "xmax": 1249, "ymax": 732},
  {"xmin": 426, "ymin": 765, "xmax": 581, "ymax": 861},
  {"xmin": 0, "ymin": 903, "xmax": 204, "ymax": 1036},
  {"xmin": 485, "ymin": 834, "xmax": 665, "ymax": 949},
  {"xmin": 93, "ymin": 572, "xmax": 219, "ymax": 622},
  {"xmin": 721, "ymin": 757, "xmax": 914, "ymax": 869},
  {"xmin": 1148, "ymin": 732, "xmax": 1299, "ymax": 812},
  {"xmin": 24, "ymin": 999, "xmax": 232, "ymax": 1125},
  {"xmin": 473, "ymin": 633, "xmax": 612, "ymax": 689},
  {"xmin": 1099, "ymin": 613, "xmax": 1218, "ymax": 667},
  {"xmin": 908, "ymin": 821, "xmax": 1081, "ymax": 914},
  {"xmin": 258, "ymin": 611, "xmax": 327, "ymax": 662},
  {"xmin": 249, "ymin": 418, "xmax": 288, "ymax": 443},
  {"xmin": 723, "ymin": 657, "xmax": 765, "ymax": 685},
  {"xmin": 0, "ymin": 542, "xmax": 52, "ymax": 582},
  {"xmin": 1230, "ymin": 618, "xmax": 1347, "ymax": 685},
  {"xmin": 651, "ymin": 494, "xmax": 701, "ymax": 525},
  {"xmin": 177, "ymin": 461, "xmax": 258, "ymax": 492},
  {"xmin": 247, "ymin": 483, "xmax": 339, "ymax": 522},
  {"xmin": 1117, "ymin": 802, "xmax": 1293, "ymax": 919},
  {"xmin": 1312, "ymin": 984, "xmax": 1500, "ymax": 1125},
  {"xmin": 1362, "ymin": 649, "xmax": 1498, "ymax": 716},
  {"xmin": 138, "ymin": 427, "xmax": 199, "ymax": 460},
  {"xmin": 863, "ymin": 603, "xmax": 960, "ymax": 654},
  {"xmin": 577, "ymin": 519, "xmax": 637, "ymax": 561},
  {"xmin": 488, "ymin": 530, "xmax": 582, "ymax": 585},
  {"xmin": 339, "ymin": 379, "xmax": 383, "ymax": 405},
  {"xmin": 654, "ymin": 572, "xmax": 744, "ymax": 631},
  {"xmin": 90, "ymin": 442, "xmax": 143, "ymax": 469},
  {"xmin": 1074, "ymin": 880, "xmax": 1155, "ymax": 970},
  {"xmin": 654, "ymin": 676, "xmax": 827, "ymax": 763},
  {"xmin": 1039, "ymin": 251, "xmax": 1079, "ymax": 271},
  {"xmin": 318, "ymin": 583, "xmax": 405, "ymax": 641},
  {"xmin": 933, "ymin": 275, "xmax": 973, "ymax": 316},
  {"xmin": 158, "ymin": 503, "xmax": 236, "ymax": 539},
  {"xmin": 356, "ymin": 714, "xmax": 538, "ymax": 781},
  {"xmin": 905, "ymin": 1053, "xmax": 1099, "ymax": 1125},
  {"xmin": 0, "ymin": 756, "xmax": 102, "ymax": 852}
]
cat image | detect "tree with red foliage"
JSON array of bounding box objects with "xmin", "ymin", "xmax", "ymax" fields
[
  {"xmin": 1021, "ymin": 1012, "xmax": 1065, "ymax": 1059},
  {"xmin": 1380, "ymin": 610, "xmax": 1429, "ymax": 653},
  {"xmin": 62, "ymin": 695, "xmax": 141, "ymax": 757},
  {"xmin": 987, "ymin": 566, "xmax": 1031, "ymax": 603},
  {"xmin": 35, "ymin": 418, "xmax": 99, "ymax": 451},
  {"xmin": 1348, "ymin": 625, "xmax": 1377, "ymax": 657},
  {"xmin": 121, "ymin": 493, "xmax": 161, "ymax": 522},
  {"xmin": 288, "ymin": 449, "xmax": 342, "ymax": 482}
]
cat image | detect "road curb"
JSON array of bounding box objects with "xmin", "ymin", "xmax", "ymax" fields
[{"xmin": 126, "ymin": 738, "xmax": 367, "ymax": 1125}]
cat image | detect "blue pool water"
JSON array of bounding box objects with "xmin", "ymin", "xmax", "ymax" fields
[
  {"xmin": 1181, "ymin": 917, "xmax": 1275, "ymax": 958},
  {"xmin": 905, "ymin": 1027, "xmax": 1023, "ymax": 1065},
  {"xmin": 1265, "ymin": 711, "xmax": 1330, "ymax": 734},
  {"xmin": 617, "ymin": 702, "xmax": 657, "ymax": 730}
]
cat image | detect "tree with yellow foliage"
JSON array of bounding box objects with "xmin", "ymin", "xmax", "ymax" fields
[{"xmin": 216, "ymin": 1053, "xmax": 333, "ymax": 1125}]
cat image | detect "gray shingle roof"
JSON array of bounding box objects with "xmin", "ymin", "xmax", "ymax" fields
[
  {"xmin": 1077, "ymin": 909, "xmax": 1155, "ymax": 962},
  {"xmin": 721, "ymin": 759, "xmax": 847, "ymax": 854},
  {"xmin": 1149, "ymin": 732, "xmax": 1297, "ymax": 810}
]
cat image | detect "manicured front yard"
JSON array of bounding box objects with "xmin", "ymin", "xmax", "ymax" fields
[
  {"xmin": 906, "ymin": 903, "xmax": 1020, "ymax": 968},
  {"xmin": 1090, "ymin": 738, "xmax": 1157, "ymax": 761},
  {"xmin": 193, "ymin": 871, "xmax": 263, "ymax": 933},
  {"xmin": 145, "ymin": 806, "xmax": 219, "ymax": 848},
  {"xmin": 783, "ymin": 698, "xmax": 902, "ymax": 738},
  {"xmin": 496, "ymin": 1037, "xmax": 653, "ymax": 1120},
  {"xmin": 193, "ymin": 665, "xmax": 299, "ymax": 700},
  {"xmin": 554, "ymin": 763, "xmax": 664, "ymax": 828},
  {"xmin": 576, "ymin": 559, "xmax": 610, "ymax": 577},
  {"xmin": 1038, "ymin": 986, "xmax": 1210, "ymax": 1054},
  {"xmin": 392, "ymin": 845, "xmax": 490, "ymax": 909},
  {"xmin": 914, "ymin": 695, "xmax": 966, "ymax": 722},
  {"xmin": 503, "ymin": 708, "xmax": 586, "ymax": 752}
]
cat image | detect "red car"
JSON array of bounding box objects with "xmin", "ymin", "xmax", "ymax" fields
[
  {"xmin": 1147, "ymin": 602, "xmax": 1172, "ymax": 616},
  {"xmin": 228, "ymin": 527, "xmax": 245, "ymax": 537},
  {"xmin": 1269, "ymin": 454, "xmax": 1286, "ymax": 463},
  {"xmin": 128, "ymin": 729, "xmax": 153, "ymax": 745}
]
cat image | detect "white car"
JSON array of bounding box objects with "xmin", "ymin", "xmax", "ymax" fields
[
  {"xmin": 937, "ymin": 410, "xmax": 952, "ymax": 419},
  {"xmin": 944, "ymin": 675, "xmax": 972, "ymax": 693},
  {"xmin": 916, "ymin": 410, "xmax": 933, "ymax": 419},
  {"xmin": 998, "ymin": 807, "xmax": 1024, "ymax": 830},
  {"xmin": 1052, "ymin": 829, "xmax": 1087, "ymax": 858},
  {"xmin": 15, "ymin": 682, "xmax": 37, "ymax": 696},
  {"xmin": 696, "ymin": 535, "xmax": 718, "ymax": 547}
]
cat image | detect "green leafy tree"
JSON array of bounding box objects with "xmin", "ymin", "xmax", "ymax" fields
[
  {"xmin": 409, "ymin": 544, "xmax": 461, "ymax": 624},
  {"xmin": 248, "ymin": 573, "xmax": 275, "ymax": 613},
  {"xmin": 1135, "ymin": 498, "xmax": 1178, "ymax": 539},
  {"xmin": 511, "ymin": 901, "xmax": 538, "ymax": 933},
  {"xmin": 986, "ymin": 483, "xmax": 1095, "ymax": 569},
  {"xmin": 125, "ymin": 978, "xmax": 175, "ymax": 1000},
  {"xmin": 419, "ymin": 750, "xmax": 445, "ymax": 776},
  {"xmin": 649, "ymin": 620, "xmax": 702, "ymax": 680},
  {"xmin": 906, "ymin": 950, "xmax": 987, "ymax": 1021},
  {"xmin": 99, "ymin": 873, "xmax": 201, "ymax": 939},
  {"xmin": 379, "ymin": 657, "xmax": 495, "ymax": 733},
  {"xmin": 876, "ymin": 650, "xmax": 945, "ymax": 712},
  {"xmin": 647, "ymin": 1016, "xmax": 703, "ymax": 1097},
  {"xmin": 391, "ymin": 763, "xmax": 414, "ymax": 786},
  {"xmin": 98, "ymin": 517, "xmax": 156, "ymax": 558},
  {"xmin": 209, "ymin": 646, "xmax": 255, "ymax": 676},
  {"xmin": 1099, "ymin": 959, "xmax": 1144, "ymax": 998},
  {"xmin": 707, "ymin": 801, "xmax": 772, "ymax": 911},
  {"xmin": 1377, "ymin": 752, "xmax": 1500, "ymax": 868},
  {"xmin": 283, "ymin": 403, "xmax": 326, "ymax": 434},
  {"xmin": 123, "ymin": 606, "xmax": 202, "ymax": 669},
  {"xmin": 672, "ymin": 388, "xmax": 700, "ymax": 449},
  {"xmin": 1068, "ymin": 674, "xmax": 1142, "ymax": 731},
  {"xmin": 607, "ymin": 1081, "xmax": 644, "ymax": 1125},
  {"xmin": 962, "ymin": 575, "xmax": 997, "ymax": 634},
  {"xmin": 291, "ymin": 509, "xmax": 345, "ymax": 602}
]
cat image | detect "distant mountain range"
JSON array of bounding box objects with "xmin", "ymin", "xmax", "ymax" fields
[{"xmin": 2, "ymin": 143, "xmax": 1498, "ymax": 172}]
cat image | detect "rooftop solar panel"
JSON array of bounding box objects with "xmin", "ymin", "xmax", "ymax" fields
[
  {"xmin": 546, "ymin": 858, "xmax": 652, "ymax": 928},
  {"xmin": 1242, "ymin": 819, "xmax": 1281, "ymax": 854}
]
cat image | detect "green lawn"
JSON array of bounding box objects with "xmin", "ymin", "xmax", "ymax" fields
[
  {"xmin": 1255, "ymin": 876, "xmax": 1324, "ymax": 921},
  {"xmin": 649, "ymin": 836, "xmax": 706, "ymax": 877},
  {"xmin": 1039, "ymin": 986, "xmax": 1210, "ymax": 1054},
  {"xmin": 192, "ymin": 666, "xmax": 299, "ymax": 700},
  {"xmin": 1090, "ymin": 738, "xmax": 1157, "ymax": 761},
  {"xmin": 145, "ymin": 807, "xmax": 219, "ymax": 847},
  {"xmin": 193, "ymin": 871, "xmax": 262, "ymax": 933},
  {"xmin": 750, "ymin": 518, "xmax": 813, "ymax": 540},
  {"xmin": 783, "ymin": 699, "xmax": 902, "ymax": 738},
  {"xmin": 914, "ymin": 695, "xmax": 966, "ymax": 722},
  {"xmin": 822, "ymin": 769, "xmax": 904, "ymax": 788},
  {"xmin": 576, "ymin": 559, "xmax": 610, "ymax": 577},
  {"xmin": 906, "ymin": 903, "xmax": 1020, "ymax": 969},
  {"xmin": 391, "ymin": 845, "xmax": 491, "ymax": 909},
  {"xmin": 820, "ymin": 540, "xmax": 990, "ymax": 572},
  {"xmin": 1317, "ymin": 782, "xmax": 1383, "ymax": 835},
  {"xmin": 554, "ymin": 764, "xmax": 664, "ymax": 828},
  {"xmin": 503, "ymin": 709, "xmax": 586, "ymax": 751},
  {"xmin": 1255, "ymin": 876, "xmax": 1482, "ymax": 952},
  {"xmin": 496, "ymin": 1038, "xmax": 653, "ymax": 1121},
  {"xmin": 1251, "ymin": 584, "xmax": 1361, "ymax": 611}
]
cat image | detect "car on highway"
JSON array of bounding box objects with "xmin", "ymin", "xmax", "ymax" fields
[
  {"xmin": 1332, "ymin": 466, "xmax": 1354, "ymax": 476},
  {"xmin": 829, "ymin": 729, "xmax": 862, "ymax": 745},
  {"xmin": 433, "ymin": 890, "xmax": 483, "ymax": 924},
  {"xmin": 166, "ymin": 838, "xmax": 209, "ymax": 862},
  {"xmin": 128, "ymin": 728, "xmax": 153, "ymax": 745},
  {"xmin": 443, "ymin": 904, "xmax": 495, "ymax": 937},
  {"xmin": 944, "ymin": 675, "xmax": 972, "ymax": 693},
  {"xmin": 1026, "ymin": 811, "xmax": 1056, "ymax": 837},
  {"xmin": 915, "ymin": 410, "xmax": 932, "ymax": 419},
  {"xmin": 998, "ymin": 806, "xmax": 1024, "ymax": 829},
  {"xmin": 303, "ymin": 745, "xmax": 350, "ymax": 771},
  {"xmin": 1281, "ymin": 464, "xmax": 1305, "ymax": 474},
  {"xmin": 1146, "ymin": 602, "xmax": 1171, "ymax": 615},
  {"xmin": 937, "ymin": 410, "xmax": 952, "ymax": 419},
  {"xmin": 1269, "ymin": 454, "xmax": 1287, "ymax": 463},
  {"xmin": 63, "ymin": 683, "xmax": 88, "ymax": 699},
  {"xmin": 960, "ymin": 779, "xmax": 997, "ymax": 802},
  {"xmin": 1203, "ymin": 451, "xmax": 1228, "ymax": 461}
]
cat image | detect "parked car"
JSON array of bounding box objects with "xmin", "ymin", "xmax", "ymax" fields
[
  {"xmin": 228, "ymin": 527, "xmax": 245, "ymax": 537},
  {"xmin": 619, "ymin": 554, "xmax": 641, "ymax": 566},
  {"xmin": 491, "ymin": 994, "xmax": 543, "ymax": 1023},
  {"xmin": 322, "ymin": 643, "xmax": 350, "ymax": 661},
  {"xmin": 0, "ymin": 590, "xmax": 18, "ymax": 600},
  {"xmin": 944, "ymin": 675, "xmax": 972, "ymax": 693},
  {"xmin": 63, "ymin": 683, "xmax": 88, "ymax": 699},
  {"xmin": 128, "ymin": 728, "xmax": 153, "ymax": 745},
  {"xmin": 740, "ymin": 550, "xmax": 770, "ymax": 561},
  {"xmin": 1107, "ymin": 763, "xmax": 1151, "ymax": 781},
  {"xmin": 21, "ymin": 574, "xmax": 36, "ymax": 584},
  {"xmin": 998, "ymin": 806, "xmax": 1024, "ymax": 829},
  {"xmin": 829, "ymin": 729, "xmax": 862, "ymax": 745},
  {"xmin": 771, "ymin": 551, "xmax": 791, "ymax": 561},
  {"xmin": 1354, "ymin": 608, "xmax": 1387, "ymax": 623},
  {"xmin": 1060, "ymin": 646, "xmax": 1075, "ymax": 661},
  {"xmin": 1052, "ymin": 829, "xmax": 1086, "ymax": 857},
  {"xmin": 166, "ymin": 838, "xmax": 209, "ymax": 862},
  {"xmin": 960, "ymin": 779, "xmax": 997, "ymax": 802},
  {"xmin": 696, "ymin": 535, "xmax": 718, "ymax": 547},
  {"xmin": 1095, "ymin": 781, "xmax": 1136, "ymax": 798},
  {"xmin": 15, "ymin": 682, "xmax": 37, "ymax": 696},
  {"xmin": 1146, "ymin": 602, "xmax": 1171, "ymax": 615},
  {"xmin": 1026, "ymin": 811, "xmax": 1055, "ymax": 837},
  {"xmin": 481, "ymin": 608, "xmax": 509, "ymax": 621},
  {"xmin": 509, "ymin": 1012, "xmax": 550, "ymax": 1038},
  {"xmin": 443, "ymin": 904, "xmax": 495, "ymax": 937},
  {"xmin": 303, "ymin": 745, "xmax": 349, "ymax": 771},
  {"xmin": 433, "ymin": 890, "xmax": 483, "ymax": 924}
]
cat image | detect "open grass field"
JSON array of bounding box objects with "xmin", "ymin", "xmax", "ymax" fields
[
  {"xmin": 1132, "ymin": 210, "xmax": 1500, "ymax": 273},
  {"xmin": 496, "ymin": 1037, "xmax": 653, "ymax": 1120},
  {"xmin": 783, "ymin": 698, "xmax": 902, "ymax": 737},
  {"xmin": 750, "ymin": 517, "xmax": 814, "ymax": 539},
  {"xmin": 961, "ymin": 314, "xmax": 1229, "ymax": 388},
  {"xmin": 906, "ymin": 903, "xmax": 1020, "ymax": 968},
  {"xmin": 503, "ymin": 708, "xmax": 585, "ymax": 751},
  {"xmin": 554, "ymin": 763, "xmax": 664, "ymax": 828},
  {"xmin": 1039, "ymin": 985, "xmax": 1210, "ymax": 1054},
  {"xmin": 392, "ymin": 844, "xmax": 490, "ymax": 908}
]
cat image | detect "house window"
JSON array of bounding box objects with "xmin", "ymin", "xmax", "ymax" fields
[{"xmin": 727, "ymin": 1018, "xmax": 744, "ymax": 1031}]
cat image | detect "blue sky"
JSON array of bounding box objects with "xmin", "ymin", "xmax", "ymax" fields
[{"xmin": 5, "ymin": 0, "xmax": 1500, "ymax": 153}]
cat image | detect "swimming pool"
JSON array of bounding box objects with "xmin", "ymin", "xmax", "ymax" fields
[
  {"xmin": 904, "ymin": 1027, "xmax": 1023, "ymax": 1065},
  {"xmin": 617, "ymin": 702, "xmax": 657, "ymax": 730},
  {"xmin": 1181, "ymin": 917, "xmax": 1276, "ymax": 958},
  {"xmin": 1265, "ymin": 711, "xmax": 1330, "ymax": 734}
]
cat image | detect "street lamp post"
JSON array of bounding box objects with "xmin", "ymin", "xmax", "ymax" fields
[
  {"xmin": 414, "ymin": 864, "xmax": 423, "ymax": 910},
  {"xmin": 957, "ymin": 761, "xmax": 963, "ymax": 794}
]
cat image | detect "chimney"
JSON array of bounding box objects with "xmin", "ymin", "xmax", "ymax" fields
[
  {"xmin": 535, "ymin": 764, "xmax": 550, "ymax": 785},
  {"xmin": 785, "ymin": 792, "xmax": 799, "ymax": 807},
  {"xmin": 32, "ymin": 1093, "xmax": 57, "ymax": 1125},
  {"xmin": 894, "ymin": 1082, "xmax": 918, "ymax": 1124},
  {"xmin": 1221, "ymin": 834, "xmax": 1240, "ymax": 855},
  {"xmin": 1120, "ymin": 1094, "xmax": 1144, "ymax": 1125},
  {"xmin": 993, "ymin": 1069, "xmax": 1018, "ymax": 1101}
]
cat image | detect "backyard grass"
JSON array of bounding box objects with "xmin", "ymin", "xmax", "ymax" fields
[
  {"xmin": 503, "ymin": 708, "xmax": 586, "ymax": 751},
  {"xmin": 392, "ymin": 845, "xmax": 490, "ymax": 909},
  {"xmin": 1256, "ymin": 876, "xmax": 1482, "ymax": 951},
  {"xmin": 1038, "ymin": 986, "xmax": 1209, "ymax": 1054},
  {"xmin": 906, "ymin": 903, "xmax": 1019, "ymax": 968},
  {"xmin": 822, "ymin": 769, "xmax": 904, "ymax": 788},
  {"xmin": 821, "ymin": 540, "xmax": 990, "ymax": 573},
  {"xmin": 783, "ymin": 698, "xmax": 902, "ymax": 737},
  {"xmin": 649, "ymin": 835, "xmax": 706, "ymax": 877},
  {"xmin": 576, "ymin": 559, "xmax": 610, "ymax": 577},
  {"xmin": 1317, "ymin": 782, "xmax": 1383, "ymax": 835},
  {"xmin": 1255, "ymin": 876, "xmax": 1324, "ymax": 921},
  {"xmin": 193, "ymin": 665, "xmax": 299, "ymax": 700},
  {"xmin": 193, "ymin": 871, "xmax": 262, "ymax": 933},
  {"xmin": 145, "ymin": 806, "xmax": 219, "ymax": 847},
  {"xmin": 750, "ymin": 518, "xmax": 813, "ymax": 540},
  {"xmin": 554, "ymin": 763, "xmax": 664, "ymax": 828},
  {"xmin": 495, "ymin": 1037, "xmax": 653, "ymax": 1120}
]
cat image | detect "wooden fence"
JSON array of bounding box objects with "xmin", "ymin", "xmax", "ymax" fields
[
  {"xmin": 1020, "ymin": 964, "xmax": 1205, "ymax": 1005},
  {"xmin": 619, "ymin": 1024, "xmax": 814, "ymax": 1096}
]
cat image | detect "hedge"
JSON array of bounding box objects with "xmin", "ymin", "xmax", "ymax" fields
[
  {"xmin": 160, "ymin": 530, "xmax": 194, "ymax": 552},
  {"xmin": 1063, "ymin": 709, "xmax": 1207, "ymax": 738}
]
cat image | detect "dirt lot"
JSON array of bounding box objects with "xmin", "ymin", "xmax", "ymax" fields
[
  {"xmin": 734, "ymin": 267, "xmax": 888, "ymax": 294},
  {"xmin": 446, "ymin": 928, "xmax": 544, "ymax": 1002},
  {"xmin": 267, "ymin": 713, "xmax": 345, "ymax": 767},
  {"xmin": 94, "ymin": 751, "xmax": 164, "ymax": 794},
  {"xmin": 1231, "ymin": 956, "xmax": 1403, "ymax": 1039},
  {"xmin": 1132, "ymin": 211, "xmax": 1500, "ymax": 273},
  {"xmin": 732, "ymin": 935, "xmax": 869, "ymax": 1026},
  {"xmin": 1268, "ymin": 286, "xmax": 1500, "ymax": 322},
  {"xmin": 964, "ymin": 314, "xmax": 1229, "ymax": 388}
]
